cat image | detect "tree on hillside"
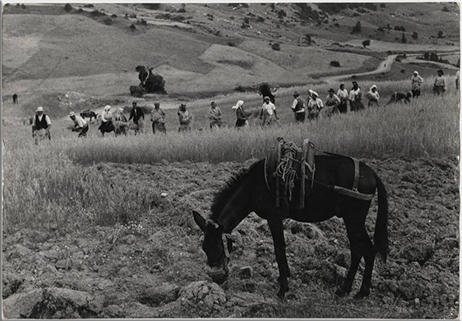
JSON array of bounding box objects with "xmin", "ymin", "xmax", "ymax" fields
[
  {"xmin": 305, "ymin": 34, "xmax": 312, "ymax": 45},
  {"xmin": 351, "ymin": 21, "xmax": 361, "ymax": 34},
  {"xmin": 145, "ymin": 72, "xmax": 167, "ymax": 94},
  {"xmin": 437, "ymin": 30, "xmax": 444, "ymax": 38},
  {"xmin": 362, "ymin": 39, "xmax": 371, "ymax": 48},
  {"xmin": 401, "ymin": 33, "xmax": 407, "ymax": 44}
]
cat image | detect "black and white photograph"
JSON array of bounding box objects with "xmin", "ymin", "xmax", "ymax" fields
[{"xmin": 1, "ymin": 1, "xmax": 459, "ymax": 319}]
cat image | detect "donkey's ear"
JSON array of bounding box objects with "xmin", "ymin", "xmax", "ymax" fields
[{"xmin": 192, "ymin": 210, "xmax": 206, "ymax": 232}]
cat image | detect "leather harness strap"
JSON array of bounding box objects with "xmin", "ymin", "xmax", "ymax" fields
[
  {"xmin": 264, "ymin": 155, "xmax": 375, "ymax": 202},
  {"xmin": 353, "ymin": 157, "xmax": 360, "ymax": 192}
]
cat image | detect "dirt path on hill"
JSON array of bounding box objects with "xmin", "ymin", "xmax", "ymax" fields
[
  {"xmin": 324, "ymin": 55, "xmax": 398, "ymax": 83},
  {"xmin": 2, "ymin": 157, "xmax": 459, "ymax": 319}
]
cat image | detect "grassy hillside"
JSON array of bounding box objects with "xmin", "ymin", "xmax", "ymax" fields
[{"xmin": 2, "ymin": 2, "xmax": 459, "ymax": 117}]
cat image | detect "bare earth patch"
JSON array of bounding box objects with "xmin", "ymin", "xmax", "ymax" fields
[{"xmin": 2, "ymin": 157, "xmax": 458, "ymax": 318}]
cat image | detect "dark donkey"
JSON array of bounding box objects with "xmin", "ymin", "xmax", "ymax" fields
[{"xmin": 193, "ymin": 154, "xmax": 388, "ymax": 299}]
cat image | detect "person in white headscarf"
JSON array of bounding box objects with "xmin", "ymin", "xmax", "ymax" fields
[
  {"xmin": 410, "ymin": 71, "xmax": 423, "ymax": 98},
  {"xmin": 232, "ymin": 100, "xmax": 248, "ymax": 128},
  {"xmin": 99, "ymin": 105, "xmax": 113, "ymax": 132},
  {"xmin": 307, "ymin": 91, "xmax": 323, "ymax": 121},
  {"xmin": 366, "ymin": 85, "xmax": 380, "ymax": 108}
]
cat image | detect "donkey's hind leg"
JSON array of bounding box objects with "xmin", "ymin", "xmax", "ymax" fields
[
  {"xmin": 335, "ymin": 215, "xmax": 366, "ymax": 297},
  {"xmin": 354, "ymin": 229, "xmax": 376, "ymax": 299}
]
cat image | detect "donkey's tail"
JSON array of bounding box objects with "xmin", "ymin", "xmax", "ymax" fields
[{"xmin": 373, "ymin": 171, "xmax": 389, "ymax": 263}]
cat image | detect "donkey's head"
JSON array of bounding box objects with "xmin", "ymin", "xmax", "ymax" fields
[{"xmin": 192, "ymin": 211, "xmax": 233, "ymax": 284}]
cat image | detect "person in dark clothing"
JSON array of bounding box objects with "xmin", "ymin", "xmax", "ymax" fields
[
  {"xmin": 12, "ymin": 94, "xmax": 18, "ymax": 104},
  {"xmin": 291, "ymin": 91, "xmax": 306, "ymax": 123},
  {"xmin": 32, "ymin": 106, "xmax": 52, "ymax": 144},
  {"xmin": 129, "ymin": 101, "xmax": 145, "ymax": 135}
]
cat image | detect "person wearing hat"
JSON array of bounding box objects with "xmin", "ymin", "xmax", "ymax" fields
[
  {"xmin": 69, "ymin": 111, "xmax": 89, "ymax": 138},
  {"xmin": 32, "ymin": 106, "xmax": 52, "ymax": 144},
  {"xmin": 98, "ymin": 105, "xmax": 113, "ymax": 133},
  {"xmin": 336, "ymin": 84, "xmax": 349, "ymax": 113},
  {"xmin": 208, "ymin": 101, "xmax": 222, "ymax": 129},
  {"xmin": 232, "ymin": 100, "xmax": 249, "ymax": 128},
  {"xmin": 433, "ymin": 69, "xmax": 447, "ymax": 96},
  {"xmin": 129, "ymin": 101, "xmax": 145, "ymax": 135},
  {"xmin": 410, "ymin": 71, "xmax": 423, "ymax": 98},
  {"xmin": 260, "ymin": 96, "xmax": 278, "ymax": 126},
  {"xmin": 291, "ymin": 91, "xmax": 305, "ymax": 123},
  {"xmin": 366, "ymin": 85, "xmax": 380, "ymax": 108},
  {"xmin": 307, "ymin": 91, "xmax": 323, "ymax": 121},
  {"xmin": 349, "ymin": 81, "xmax": 364, "ymax": 112},
  {"xmin": 178, "ymin": 103, "xmax": 193, "ymax": 132},
  {"xmin": 325, "ymin": 88, "xmax": 341, "ymax": 116},
  {"xmin": 151, "ymin": 102, "xmax": 166, "ymax": 134}
]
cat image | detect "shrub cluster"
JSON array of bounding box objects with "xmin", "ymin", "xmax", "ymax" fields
[
  {"xmin": 330, "ymin": 61, "xmax": 341, "ymax": 67},
  {"xmin": 271, "ymin": 43, "xmax": 281, "ymax": 51}
]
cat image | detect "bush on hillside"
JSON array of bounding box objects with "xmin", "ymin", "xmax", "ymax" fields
[
  {"xmin": 83, "ymin": 4, "xmax": 94, "ymax": 8},
  {"xmin": 394, "ymin": 26, "xmax": 406, "ymax": 32},
  {"xmin": 305, "ymin": 34, "xmax": 312, "ymax": 45},
  {"xmin": 64, "ymin": 3, "xmax": 72, "ymax": 12},
  {"xmin": 138, "ymin": 18, "xmax": 147, "ymax": 25},
  {"xmin": 401, "ymin": 33, "xmax": 407, "ymax": 43},
  {"xmin": 362, "ymin": 39, "xmax": 371, "ymax": 48},
  {"xmin": 271, "ymin": 43, "xmax": 281, "ymax": 51},
  {"xmin": 227, "ymin": 42, "xmax": 236, "ymax": 47},
  {"xmin": 378, "ymin": 27, "xmax": 385, "ymax": 32},
  {"xmin": 111, "ymin": 14, "xmax": 117, "ymax": 18},
  {"xmin": 295, "ymin": 3, "xmax": 319, "ymax": 21},
  {"xmin": 129, "ymin": 23, "xmax": 137, "ymax": 30},
  {"xmin": 145, "ymin": 73, "xmax": 167, "ymax": 94},
  {"xmin": 257, "ymin": 16, "xmax": 265, "ymax": 22},
  {"xmin": 130, "ymin": 85, "xmax": 146, "ymax": 97},
  {"xmin": 277, "ymin": 9, "xmax": 286, "ymax": 20},
  {"xmin": 351, "ymin": 21, "xmax": 361, "ymax": 34},
  {"xmin": 330, "ymin": 61, "xmax": 341, "ymax": 67},
  {"xmin": 437, "ymin": 31, "xmax": 444, "ymax": 38},
  {"xmin": 144, "ymin": 3, "xmax": 161, "ymax": 10},
  {"xmin": 104, "ymin": 18, "xmax": 113, "ymax": 25},
  {"xmin": 91, "ymin": 9, "xmax": 105, "ymax": 17},
  {"xmin": 177, "ymin": 4, "xmax": 186, "ymax": 13},
  {"xmin": 412, "ymin": 32, "xmax": 418, "ymax": 39},
  {"xmin": 380, "ymin": 3, "xmax": 386, "ymax": 8}
]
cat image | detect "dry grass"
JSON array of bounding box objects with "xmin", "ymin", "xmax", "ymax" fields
[{"xmin": 3, "ymin": 81, "xmax": 453, "ymax": 169}]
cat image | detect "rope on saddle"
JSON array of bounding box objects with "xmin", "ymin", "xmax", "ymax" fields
[{"xmin": 274, "ymin": 138, "xmax": 299, "ymax": 201}]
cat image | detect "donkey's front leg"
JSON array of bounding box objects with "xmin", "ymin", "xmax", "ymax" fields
[{"xmin": 267, "ymin": 218, "xmax": 290, "ymax": 299}]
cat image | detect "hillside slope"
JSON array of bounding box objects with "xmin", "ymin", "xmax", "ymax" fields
[{"xmin": 2, "ymin": 3, "xmax": 459, "ymax": 106}]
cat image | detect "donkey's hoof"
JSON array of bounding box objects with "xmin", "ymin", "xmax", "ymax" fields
[
  {"xmin": 354, "ymin": 291, "xmax": 369, "ymax": 300},
  {"xmin": 277, "ymin": 290, "xmax": 286, "ymax": 300}
]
